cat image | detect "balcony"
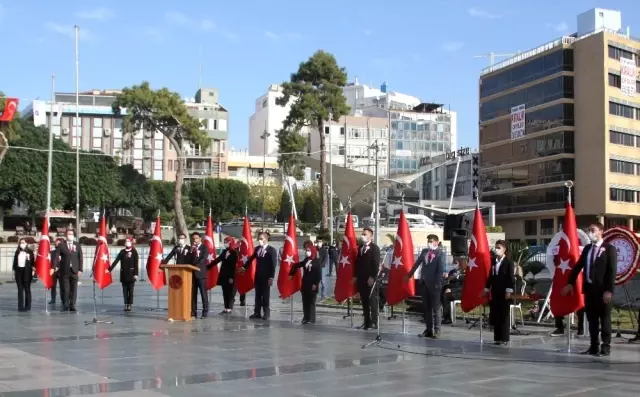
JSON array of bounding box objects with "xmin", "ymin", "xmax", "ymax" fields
[
  {"xmin": 183, "ymin": 149, "xmax": 211, "ymax": 158},
  {"xmin": 183, "ymin": 168, "xmax": 211, "ymax": 178}
]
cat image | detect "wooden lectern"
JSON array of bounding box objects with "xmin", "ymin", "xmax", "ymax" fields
[{"xmin": 160, "ymin": 264, "xmax": 199, "ymax": 321}]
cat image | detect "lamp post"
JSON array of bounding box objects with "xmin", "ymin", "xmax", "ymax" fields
[
  {"xmin": 260, "ymin": 128, "xmax": 270, "ymax": 231},
  {"xmin": 74, "ymin": 25, "xmax": 80, "ymax": 235},
  {"xmin": 328, "ymin": 114, "xmax": 334, "ymax": 244}
]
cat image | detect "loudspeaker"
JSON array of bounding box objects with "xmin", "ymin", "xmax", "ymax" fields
[
  {"xmin": 444, "ymin": 214, "xmax": 470, "ymax": 240},
  {"xmin": 450, "ymin": 229, "xmax": 468, "ymax": 257}
]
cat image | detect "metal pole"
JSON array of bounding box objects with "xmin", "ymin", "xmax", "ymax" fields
[
  {"xmin": 46, "ymin": 75, "xmax": 55, "ymax": 219},
  {"xmin": 329, "ymin": 115, "xmax": 334, "ymax": 244},
  {"xmin": 374, "ymin": 141, "xmax": 380, "ymax": 246},
  {"xmin": 261, "ymin": 125, "xmax": 268, "ymax": 231},
  {"xmin": 290, "ymin": 297, "xmax": 294, "ymax": 323},
  {"xmin": 74, "ymin": 25, "xmax": 81, "ymax": 235},
  {"xmin": 402, "ymin": 309, "xmax": 406, "ymax": 334},
  {"xmin": 448, "ymin": 156, "xmax": 461, "ymax": 214},
  {"xmin": 566, "ymin": 313, "xmax": 573, "ymax": 353}
]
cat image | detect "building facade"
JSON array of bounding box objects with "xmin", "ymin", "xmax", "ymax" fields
[
  {"xmin": 226, "ymin": 149, "xmax": 279, "ymax": 185},
  {"xmin": 25, "ymin": 88, "xmax": 229, "ymax": 182},
  {"xmin": 478, "ymin": 8, "xmax": 640, "ymax": 244},
  {"xmin": 421, "ymin": 148, "xmax": 479, "ymax": 202}
]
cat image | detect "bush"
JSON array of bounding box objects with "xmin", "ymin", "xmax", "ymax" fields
[{"xmin": 220, "ymin": 211, "xmax": 234, "ymax": 222}]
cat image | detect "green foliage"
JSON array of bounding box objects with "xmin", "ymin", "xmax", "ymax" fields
[
  {"xmin": 191, "ymin": 206, "xmax": 205, "ymax": 224},
  {"xmin": 275, "ymin": 128, "xmax": 306, "ymax": 179},
  {"xmin": 278, "ymin": 189, "xmax": 293, "ymax": 221},
  {"xmin": 486, "ymin": 225, "xmax": 503, "ymax": 233},
  {"xmin": 188, "ymin": 178, "xmax": 250, "ymax": 219},
  {"xmin": 247, "ymin": 182, "xmax": 283, "ymax": 216},
  {"xmin": 277, "ymin": 50, "xmax": 350, "ymax": 229}
]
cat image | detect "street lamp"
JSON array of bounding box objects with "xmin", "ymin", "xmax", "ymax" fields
[
  {"xmin": 260, "ymin": 129, "xmax": 270, "ymax": 231},
  {"xmin": 328, "ymin": 114, "xmax": 334, "ymax": 245}
]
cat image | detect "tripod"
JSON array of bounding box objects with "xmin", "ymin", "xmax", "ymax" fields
[
  {"xmin": 84, "ymin": 276, "xmax": 113, "ymax": 326},
  {"xmin": 468, "ymin": 305, "xmax": 489, "ymax": 330},
  {"xmin": 509, "ymin": 275, "xmax": 529, "ymax": 336},
  {"xmin": 362, "ymin": 266, "xmax": 400, "ymax": 350}
]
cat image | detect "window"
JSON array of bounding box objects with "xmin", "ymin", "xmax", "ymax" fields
[
  {"xmin": 221, "ymin": 162, "xmax": 227, "ymax": 172},
  {"xmin": 221, "ymin": 141, "xmax": 226, "ymax": 153},
  {"xmin": 338, "ymin": 146, "xmax": 345, "ymax": 155},
  {"xmin": 481, "ymin": 159, "xmax": 574, "ymax": 192},
  {"xmin": 609, "ymin": 73, "xmax": 621, "ymax": 88},
  {"xmin": 610, "ymin": 188, "xmax": 635, "ymax": 203},
  {"xmin": 324, "ymin": 126, "xmax": 329, "ymax": 134},
  {"xmin": 609, "ymin": 102, "xmax": 634, "ymax": 119},
  {"xmin": 340, "ymin": 127, "xmax": 345, "ymax": 135},
  {"xmin": 93, "ymin": 118, "xmax": 103, "ymax": 127},
  {"xmin": 524, "ymin": 220, "xmax": 537, "ymax": 236},
  {"xmin": 610, "ymin": 130, "xmax": 635, "ymax": 146},
  {"xmin": 134, "ymin": 139, "xmax": 143, "ymax": 149},
  {"xmin": 610, "ymin": 159, "xmax": 635, "ymax": 174},
  {"xmin": 133, "ymin": 159, "xmax": 142, "ymax": 170},
  {"xmin": 113, "ymin": 138, "xmax": 122, "ymax": 149},
  {"xmin": 92, "ymin": 137, "xmax": 102, "ymax": 149},
  {"xmin": 154, "ymin": 160, "xmax": 163, "ymax": 170},
  {"xmin": 608, "ymin": 45, "xmax": 634, "ymax": 61},
  {"xmin": 168, "ymin": 160, "xmax": 173, "ymax": 171},
  {"xmin": 154, "ymin": 139, "xmax": 163, "ymax": 150},
  {"xmin": 540, "ymin": 218, "xmax": 554, "ymax": 235}
]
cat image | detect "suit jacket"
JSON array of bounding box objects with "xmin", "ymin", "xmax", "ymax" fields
[
  {"xmin": 188, "ymin": 243, "xmax": 209, "ymax": 279},
  {"xmin": 211, "ymin": 248, "xmax": 238, "ymax": 284},
  {"xmin": 318, "ymin": 246, "xmax": 329, "ymax": 268},
  {"xmin": 13, "ymin": 248, "xmax": 35, "ymax": 283},
  {"xmin": 290, "ymin": 257, "xmax": 322, "ymax": 293},
  {"xmin": 409, "ymin": 248, "xmax": 445, "ymax": 290},
  {"xmin": 568, "ymin": 242, "xmax": 616, "ymax": 295},
  {"xmin": 55, "ymin": 241, "xmax": 83, "ymax": 275},
  {"xmin": 162, "ymin": 245, "xmax": 191, "ymax": 265},
  {"xmin": 485, "ymin": 256, "xmax": 515, "ymax": 300},
  {"xmin": 109, "ymin": 248, "xmax": 139, "ymax": 283},
  {"xmin": 246, "ymin": 245, "xmax": 277, "ymax": 282},
  {"xmin": 354, "ymin": 242, "xmax": 380, "ymax": 283}
]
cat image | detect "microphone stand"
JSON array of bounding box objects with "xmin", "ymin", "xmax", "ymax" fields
[
  {"xmin": 85, "ymin": 270, "xmax": 113, "ymax": 326},
  {"xmin": 362, "ymin": 264, "xmax": 400, "ymax": 350}
]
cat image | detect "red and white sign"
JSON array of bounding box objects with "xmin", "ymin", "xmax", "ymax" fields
[
  {"xmin": 603, "ymin": 226, "xmax": 640, "ymax": 285},
  {"xmin": 620, "ymin": 58, "xmax": 637, "ymax": 97},
  {"xmin": 510, "ymin": 104, "xmax": 525, "ymax": 140}
]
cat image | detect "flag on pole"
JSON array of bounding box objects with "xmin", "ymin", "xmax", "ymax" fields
[
  {"xmin": 460, "ymin": 207, "xmax": 491, "ymax": 312},
  {"xmin": 93, "ymin": 215, "xmax": 112, "ymax": 289},
  {"xmin": 35, "ymin": 216, "xmax": 53, "ymax": 289},
  {"xmin": 204, "ymin": 213, "xmax": 219, "ymax": 290},
  {"xmin": 334, "ymin": 212, "xmax": 357, "ymax": 303},
  {"xmin": 550, "ymin": 202, "xmax": 585, "ymax": 317},
  {"xmin": 278, "ymin": 214, "xmax": 301, "ymax": 299},
  {"xmin": 386, "ymin": 211, "xmax": 416, "ymax": 305},
  {"xmin": 146, "ymin": 216, "xmax": 166, "ymax": 290},
  {"xmin": 235, "ymin": 217, "xmax": 255, "ymax": 294}
]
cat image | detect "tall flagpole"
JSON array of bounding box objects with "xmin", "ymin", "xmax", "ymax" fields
[
  {"xmin": 74, "ymin": 25, "xmax": 80, "ymax": 235},
  {"xmin": 46, "ymin": 75, "xmax": 55, "ymax": 215}
]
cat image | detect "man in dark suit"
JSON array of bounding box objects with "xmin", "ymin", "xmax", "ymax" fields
[
  {"xmin": 162, "ymin": 233, "xmax": 191, "ymax": 265},
  {"xmin": 50, "ymin": 229, "xmax": 83, "ymax": 312},
  {"xmin": 189, "ymin": 232, "xmax": 209, "ymax": 318},
  {"xmin": 407, "ymin": 234, "xmax": 446, "ymax": 338},
  {"xmin": 563, "ymin": 222, "xmax": 617, "ymax": 357},
  {"xmin": 353, "ymin": 227, "xmax": 380, "ymax": 330},
  {"xmin": 484, "ymin": 240, "xmax": 515, "ymax": 344},
  {"xmin": 243, "ymin": 231, "xmax": 277, "ymax": 320}
]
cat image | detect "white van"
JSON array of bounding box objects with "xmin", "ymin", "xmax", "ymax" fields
[{"xmin": 388, "ymin": 214, "xmax": 437, "ymax": 228}]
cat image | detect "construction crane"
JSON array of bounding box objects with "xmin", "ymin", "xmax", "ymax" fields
[{"xmin": 474, "ymin": 52, "xmax": 520, "ymax": 66}]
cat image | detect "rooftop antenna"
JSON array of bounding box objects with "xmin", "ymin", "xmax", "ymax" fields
[{"xmin": 473, "ymin": 52, "xmax": 519, "ymax": 66}]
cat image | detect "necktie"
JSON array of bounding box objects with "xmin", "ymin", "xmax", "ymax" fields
[
  {"xmin": 589, "ymin": 246, "xmax": 597, "ymax": 282},
  {"xmin": 428, "ymin": 251, "xmax": 434, "ymax": 262},
  {"xmin": 68, "ymin": 243, "xmax": 73, "ymax": 252}
]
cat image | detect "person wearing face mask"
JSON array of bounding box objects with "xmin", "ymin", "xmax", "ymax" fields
[
  {"xmin": 289, "ymin": 241, "xmax": 322, "ymax": 324},
  {"xmin": 483, "ymin": 240, "xmax": 515, "ymax": 345},
  {"xmin": 209, "ymin": 236, "xmax": 239, "ymax": 314},
  {"xmin": 562, "ymin": 222, "xmax": 616, "ymax": 357},
  {"xmin": 107, "ymin": 237, "xmax": 139, "ymax": 312},
  {"xmin": 242, "ymin": 231, "xmax": 277, "ymax": 320},
  {"xmin": 315, "ymin": 238, "xmax": 329, "ymax": 300},
  {"xmin": 51, "ymin": 230, "xmax": 83, "ymax": 312},
  {"xmin": 48, "ymin": 237, "xmax": 63, "ymax": 305},
  {"xmin": 13, "ymin": 238, "xmax": 35, "ymax": 312},
  {"xmin": 406, "ymin": 234, "xmax": 446, "ymax": 338},
  {"xmin": 352, "ymin": 227, "xmax": 381, "ymax": 330},
  {"xmin": 162, "ymin": 234, "xmax": 191, "ymax": 265}
]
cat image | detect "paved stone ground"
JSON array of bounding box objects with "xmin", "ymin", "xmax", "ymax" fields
[{"xmin": 0, "ymin": 279, "xmax": 639, "ymax": 397}]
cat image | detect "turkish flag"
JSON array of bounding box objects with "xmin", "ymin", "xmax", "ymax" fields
[
  {"xmin": 35, "ymin": 216, "xmax": 53, "ymax": 289},
  {"xmin": 386, "ymin": 211, "xmax": 416, "ymax": 305},
  {"xmin": 550, "ymin": 202, "xmax": 585, "ymax": 317},
  {"xmin": 93, "ymin": 215, "xmax": 113, "ymax": 289},
  {"xmin": 334, "ymin": 212, "xmax": 358, "ymax": 303},
  {"xmin": 278, "ymin": 214, "xmax": 301, "ymax": 299},
  {"xmin": 146, "ymin": 216, "xmax": 166, "ymax": 290},
  {"xmin": 0, "ymin": 98, "xmax": 19, "ymax": 122},
  {"xmin": 204, "ymin": 215, "xmax": 219, "ymax": 290},
  {"xmin": 460, "ymin": 207, "xmax": 491, "ymax": 312},
  {"xmin": 235, "ymin": 217, "xmax": 255, "ymax": 294}
]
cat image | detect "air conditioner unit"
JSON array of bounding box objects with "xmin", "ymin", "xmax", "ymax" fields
[
  {"xmin": 103, "ymin": 128, "xmax": 111, "ymax": 136},
  {"xmin": 62, "ymin": 128, "xmax": 69, "ymax": 135},
  {"xmin": 144, "ymin": 143, "xmax": 152, "ymax": 149}
]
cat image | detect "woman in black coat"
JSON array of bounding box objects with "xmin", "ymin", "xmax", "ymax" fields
[
  {"xmin": 483, "ymin": 240, "xmax": 515, "ymax": 345},
  {"xmin": 289, "ymin": 241, "xmax": 322, "ymax": 324},
  {"xmin": 210, "ymin": 236, "xmax": 239, "ymax": 314},
  {"xmin": 108, "ymin": 237, "xmax": 139, "ymax": 311},
  {"xmin": 13, "ymin": 238, "xmax": 35, "ymax": 312}
]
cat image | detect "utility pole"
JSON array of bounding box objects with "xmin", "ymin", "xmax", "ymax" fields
[{"xmin": 260, "ymin": 122, "xmax": 270, "ymax": 231}]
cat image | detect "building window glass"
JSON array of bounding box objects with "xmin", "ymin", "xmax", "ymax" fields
[
  {"xmin": 608, "ymin": 45, "xmax": 634, "ymax": 61},
  {"xmin": 480, "ymin": 131, "xmax": 574, "ymax": 168},
  {"xmin": 133, "ymin": 159, "xmax": 142, "ymax": 170},
  {"xmin": 609, "ymin": 159, "xmax": 635, "ymax": 175},
  {"xmin": 154, "ymin": 139, "xmax": 163, "ymax": 150},
  {"xmin": 338, "ymin": 146, "xmax": 345, "ymax": 155},
  {"xmin": 134, "ymin": 139, "xmax": 143, "ymax": 149},
  {"xmin": 609, "ymin": 102, "xmax": 634, "ymax": 119},
  {"xmin": 490, "ymin": 187, "xmax": 567, "ymax": 215},
  {"xmin": 154, "ymin": 160, "xmax": 163, "ymax": 170},
  {"xmin": 540, "ymin": 218, "xmax": 554, "ymax": 235},
  {"xmin": 610, "ymin": 188, "xmax": 635, "ymax": 203},
  {"xmin": 524, "ymin": 220, "xmax": 537, "ymax": 236},
  {"xmin": 610, "ymin": 130, "xmax": 635, "ymax": 146},
  {"xmin": 481, "ymin": 159, "xmax": 574, "ymax": 193}
]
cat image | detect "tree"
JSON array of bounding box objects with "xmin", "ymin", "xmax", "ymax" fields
[
  {"xmin": 248, "ymin": 182, "xmax": 283, "ymax": 217},
  {"xmin": 277, "ymin": 50, "xmax": 350, "ymax": 230},
  {"xmin": 188, "ymin": 178, "xmax": 251, "ymax": 219},
  {"xmin": 276, "ymin": 128, "xmax": 306, "ymax": 179},
  {"xmin": 112, "ymin": 82, "xmax": 209, "ymax": 236},
  {"xmin": 278, "ymin": 189, "xmax": 293, "ymax": 221}
]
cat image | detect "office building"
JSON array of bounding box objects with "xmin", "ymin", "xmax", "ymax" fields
[
  {"xmin": 226, "ymin": 149, "xmax": 279, "ymax": 185},
  {"xmin": 421, "ymin": 148, "xmax": 479, "ymax": 202},
  {"xmin": 478, "ymin": 8, "xmax": 640, "ymax": 244},
  {"xmin": 25, "ymin": 87, "xmax": 229, "ymax": 182}
]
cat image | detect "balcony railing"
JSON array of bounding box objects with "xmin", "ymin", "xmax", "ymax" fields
[{"xmin": 183, "ymin": 149, "xmax": 211, "ymax": 157}]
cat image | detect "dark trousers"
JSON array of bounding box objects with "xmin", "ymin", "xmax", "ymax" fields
[
  {"xmin": 254, "ymin": 281, "xmax": 271, "ymax": 317},
  {"xmin": 378, "ymin": 286, "xmax": 387, "ymax": 311},
  {"xmin": 357, "ymin": 282, "xmax": 378, "ymax": 327},
  {"xmin": 302, "ymin": 290, "xmax": 317, "ymax": 323},
  {"xmin": 490, "ymin": 297, "xmax": 510, "ymax": 342},
  {"xmin": 61, "ymin": 273, "xmax": 78, "ymax": 309},
  {"xmin": 585, "ymin": 291, "xmax": 612, "ymax": 351},
  {"xmin": 327, "ymin": 259, "xmax": 334, "ymax": 276},
  {"xmin": 222, "ymin": 283, "xmax": 235, "ymax": 310},
  {"xmin": 50, "ymin": 272, "xmax": 62, "ymax": 302},
  {"xmin": 554, "ymin": 309, "xmax": 586, "ymax": 333},
  {"xmin": 442, "ymin": 293, "xmax": 456, "ymax": 322},
  {"xmin": 16, "ymin": 278, "xmax": 32, "ymax": 311},
  {"xmin": 421, "ymin": 282, "xmax": 442, "ymax": 333},
  {"xmin": 122, "ymin": 282, "xmax": 135, "ymax": 305},
  {"xmin": 239, "ymin": 293, "xmax": 246, "ymax": 305},
  {"xmin": 191, "ymin": 277, "xmax": 208, "ymax": 315}
]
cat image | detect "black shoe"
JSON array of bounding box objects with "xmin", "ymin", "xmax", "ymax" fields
[
  {"xmin": 240, "ymin": 302, "xmax": 246, "ymax": 307},
  {"xmin": 69, "ymin": 307, "xmax": 77, "ymax": 312},
  {"xmin": 494, "ymin": 341, "xmax": 502, "ymax": 345},
  {"xmin": 629, "ymin": 335, "xmax": 640, "ymax": 344},
  {"xmin": 359, "ymin": 324, "xmax": 370, "ymax": 330},
  {"xmin": 219, "ymin": 310, "xmax": 228, "ymax": 315},
  {"xmin": 249, "ymin": 314, "xmax": 261, "ymax": 319},
  {"xmin": 301, "ymin": 320, "xmax": 309, "ymax": 324},
  {"xmin": 576, "ymin": 332, "xmax": 586, "ymax": 337},
  {"xmin": 442, "ymin": 319, "xmax": 452, "ymax": 325},
  {"xmin": 48, "ymin": 300, "xmax": 56, "ymax": 304},
  {"xmin": 581, "ymin": 348, "xmax": 599, "ymax": 356},
  {"xmin": 262, "ymin": 315, "xmax": 270, "ymax": 320},
  {"xmin": 420, "ymin": 330, "xmax": 433, "ymax": 338},
  {"xmin": 201, "ymin": 312, "xmax": 209, "ymax": 319},
  {"xmin": 598, "ymin": 350, "xmax": 610, "ymax": 357},
  {"xmin": 431, "ymin": 331, "xmax": 440, "ymax": 339},
  {"xmin": 61, "ymin": 307, "xmax": 69, "ymax": 312},
  {"xmin": 18, "ymin": 308, "xmax": 27, "ymax": 312},
  {"xmin": 370, "ymin": 324, "xmax": 378, "ymax": 330},
  {"xmin": 550, "ymin": 329, "xmax": 564, "ymax": 337}
]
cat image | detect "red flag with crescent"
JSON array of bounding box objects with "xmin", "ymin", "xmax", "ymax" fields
[
  {"xmin": 204, "ymin": 215, "xmax": 219, "ymax": 290},
  {"xmin": 334, "ymin": 212, "xmax": 358, "ymax": 303},
  {"xmin": 35, "ymin": 216, "xmax": 54, "ymax": 289},
  {"xmin": 235, "ymin": 217, "xmax": 255, "ymax": 294},
  {"xmin": 146, "ymin": 217, "xmax": 166, "ymax": 290},
  {"xmin": 92, "ymin": 215, "xmax": 113, "ymax": 289},
  {"xmin": 460, "ymin": 207, "xmax": 491, "ymax": 312},
  {"xmin": 386, "ymin": 211, "xmax": 416, "ymax": 305},
  {"xmin": 277, "ymin": 214, "xmax": 301, "ymax": 299}
]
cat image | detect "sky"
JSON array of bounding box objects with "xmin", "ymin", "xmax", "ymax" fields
[{"xmin": 1, "ymin": 0, "xmax": 639, "ymax": 151}]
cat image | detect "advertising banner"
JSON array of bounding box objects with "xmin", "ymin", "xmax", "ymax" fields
[
  {"xmin": 620, "ymin": 58, "xmax": 637, "ymax": 97},
  {"xmin": 510, "ymin": 104, "xmax": 526, "ymax": 140}
]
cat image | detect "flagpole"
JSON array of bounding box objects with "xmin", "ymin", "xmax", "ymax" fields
[
  {"xmin": 476, "ymin": 187, "xmax": 484, "ymax": 345},
  {"xmin": 208, "ymin": 207, "xmax": 213, "ymax": 305},
  {"xmin": 565, "ymin": 180, "xmax": 574, "ymax": 353},
  {"xmin": 44, "ymin": 74, "xmax": 56, "ymax": 315}
]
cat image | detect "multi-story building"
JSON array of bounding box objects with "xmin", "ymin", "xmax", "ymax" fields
[
  {"xmin": 479, "ymin": 8, "xmax": 640, "ymax": 244},
  {"xmin": 421, "ymin": 148, "xmax": 479, "ymax": 202},
  {"xmin": 25, "ymin": 87, "xmax": 229, "ymax": 182},
  {"xmin": 226, "ymin": 149, "xmax": 279, "ymax": 185},
  {"xmin": 343, "ymin": 78, "xmax": 421, "ymax": 114}
]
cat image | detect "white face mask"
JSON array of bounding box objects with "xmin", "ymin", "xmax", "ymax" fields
[
  {"xmin": 316, "ymin": 243, "xmax": 322, "ymax": 248},
  {"xmin": 495, "ymin": 248, "xmax": 504, "ymax": 258},
  {"xmin": 588, "ymin": 232, "xmax": 599, "ymax": 243},
  {"xmin": 125, "ymin": 242, "xmax": 132, "ymax": 248},
  {"xmin": 19, "ymin": 243, "xmax": 26, "ymax": 250},
  {"xmin": 178, "ymin": 239, "xmax": 186, "ymax": 246},
  {"xmin": 259, "ymin": 239, "xmax": 266, "ymax": 246},
  {"xmin": 360, "ymin": 235, "xmax": 369, "ymax": 244},
  {"xmin": 305, "ymin": 250, "xmax": 312, "ymax": 257},
  {"xmin": 224, "ymin": 242, "xmax": 229, "ymax": 249},
  {"xmin": 66, "ymin": 235, "xmax": 75, "ymax": 242},
  {"xmin": 430, "ymin": 243, "xmax": 438, "ymax": 250}
]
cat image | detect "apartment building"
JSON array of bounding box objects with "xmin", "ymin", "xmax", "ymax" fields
[{"xmin": 479, "ymin": 8, "xmax": 640, "ymax": 244}]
